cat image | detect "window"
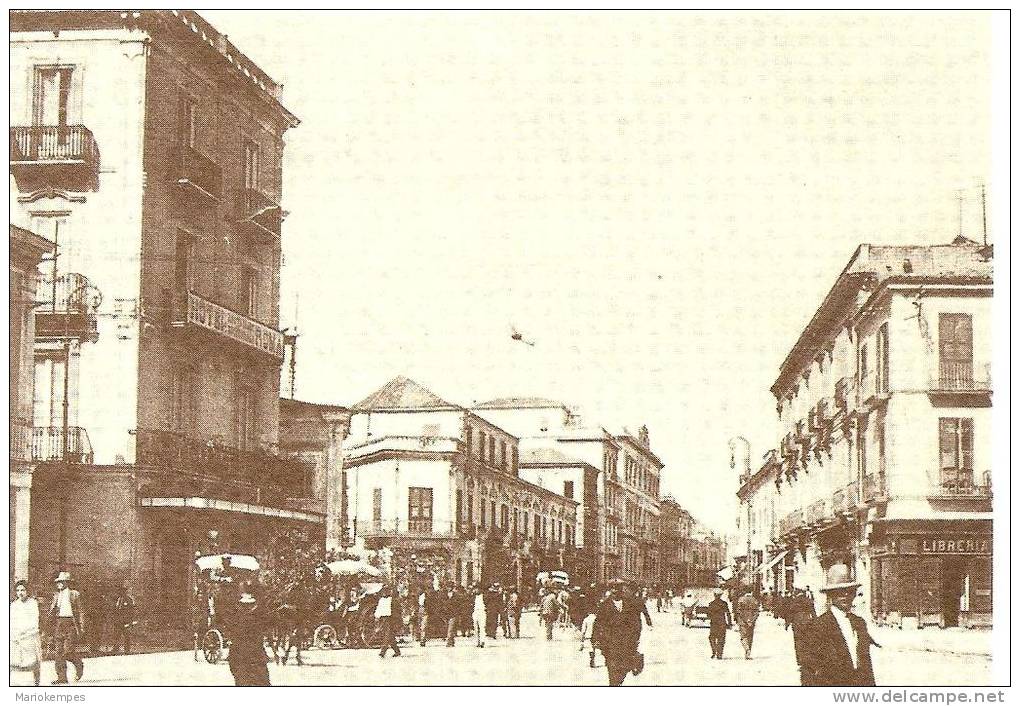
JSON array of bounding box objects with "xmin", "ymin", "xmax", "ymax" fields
[
  {"xmin": 523, "ymin": 511, "xmax": 530, "ymax": 538},
  {"xmin": 456, "ymin": 489, "xmax": 463, "ymax": 524},
  {"xmin": 876, "ymin": 322, "xmax": 890, "ymax": 393},
  {"xmin": 33, "ymin": 66, "xmax": 73, "ymax": 126},
  {"xmin": 564, "ymin": 480, "xmax": 574, "ymax": 500},
  {"xmin": 372, "ymin": 488, "xmax": 383, "ymax": 525},
  {"xmin": 179, "ymin": 97, "xmax": 197, "ymax": 149},
  {"xmin": 243, "ymin": 140, "xmax": 261, "ymax": 191},
  {"xmin": 408, "ymin": 487, "xmax": 433, "ymax": 533},
  {"xmin": 465, "ymin": 427, "xmax": 472, "ymax": 452},
  {"xmin": 174, "ymin": 231, "xmax": 196, "ymax": 297},
  {"xmin": 500, "ymin": 441, "xmax": 507, "ymax": 470},
  {"xmin": 239, "ymin": 267, "xmax": 258, "ymax": 318},
  {"xmin": 858, "ymin": 343, "xmax": 869, "ymax": 384},
  {"xmin": 171, "ymin": 365, "xmax": 196, "ymax": 433},
  {"xmin": 235, "ymin": 385, "xmax": 256, "ymax": 451},
  {"xmin": 32, "ymin": 355, "xmax": 67, "ymax": 428},
  {"xmin": 500, "ymin": 504, "xmax": 509, "ymax": 528},
  {"xmin": 511, "ymin": 446, "xmax": 518, "ymax": 474},
  {"xmin": 939, "ymin": 418, "xmax": 974, "ymax": 470},
  {"xmin": 479, "ymin": 432, "xmax": 486, "ymax": 461},
  {"xmin": 489, "ymin": 436, "xmax": 496, "ymax": 464},
  {"xmin": 939, "ymin": 314, "xmax": 974, "ymax": 388},
  {"xmin": 534, "ymin": 515, "xmax": 541, "ymax": 539},
  {"xmin": 490, "ymin": 500, "xmax": 497, "ymax": 528},
  {"xmin": 512, "ymin": 508, "xmax": 520, "ymax": 535},
  {"xmin": 467, "ymin": 492, "xmax": 475, "ymax": 526}
]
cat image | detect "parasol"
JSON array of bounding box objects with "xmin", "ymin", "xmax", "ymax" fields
[
  {"xmin": 325, "ymin": 559, "xmax": 383, "ymax": 577},
  {"xmin": 195, "ymin": 553, "xmax": 261, "ymax": 572}
]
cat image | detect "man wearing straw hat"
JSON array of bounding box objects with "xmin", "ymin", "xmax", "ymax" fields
[
  {"xmin": 799, "ymin": 563, "xmax": 879, "ymax": 686},
  {"xmin": 47, "ymin": 571, "xmax": 85, "ymax": 684}
]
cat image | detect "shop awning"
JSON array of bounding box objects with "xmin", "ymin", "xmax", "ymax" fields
[
  {"xmin": 755, "ymin": 550, "xmax": 789, "ymax": 574},
  {"xmin": 140, "ymin": 496, "xmax": 323, "ymax": 524}
]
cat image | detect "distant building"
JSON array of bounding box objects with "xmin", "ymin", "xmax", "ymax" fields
[
  {"xmin": 739, "ymin": 238, "xmax": 992, "ymax": 627},
  {"xmin": 343, "ymin": 377, "xmax": 578, "ymax": 590},
  {"xmin": 615, "ymin": 428, "xmax": 663, "ymax": 585}
]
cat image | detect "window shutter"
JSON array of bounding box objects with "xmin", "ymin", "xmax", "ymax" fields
[
  {"xmin": 939, "ymin": 418, "xmax": 958, "ymax": 469},
  {"xmin": 960, "ymin": 419, "xmax": 974, "ymax": 470}
]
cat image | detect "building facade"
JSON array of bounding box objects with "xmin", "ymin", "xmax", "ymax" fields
[
  {"xmin": 9, "ymin": 224, "xmax": 55, "ymax": 584},
  {"xmin": 615, "ymin": 428, "xmax": 663, "ymax": 585},
  {"xmin": 10, "ymin": 10, "xmax": 315, "ymax": 621},
  {"xmin": 740, "ymin": 238, "xmax": 992, "ymax": 627},
  {"xmin": 343, "ymin": 378, "xmax": 578, "ymax": 590}
]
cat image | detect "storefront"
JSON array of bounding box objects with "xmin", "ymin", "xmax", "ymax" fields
[{"xmin": 868, "ymin": 519, "xmax": 992, "ymax": 628}]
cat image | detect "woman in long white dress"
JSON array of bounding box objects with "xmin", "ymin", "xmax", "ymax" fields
[{"xmin": 10, "ymin": 579, "xmax": 43, "ymax": 686}]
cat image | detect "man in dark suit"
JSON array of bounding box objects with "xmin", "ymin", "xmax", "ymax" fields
[
  {"xmin": 48, "ymin": 571, "xmax": 85, "ymax": 684},
  {"xmin": 227, "ymin": 592, "xmax": 271, "ymax": 685},
  {"xmin": 799, "ymin": 564, "xmax": 879, "ymax": 686},
  {"xmin": 592, "ymin": 579, "xmax": 645, "ymax": 686},
  {"xmin": 706, "ymin": 587, "xmax": 733, "ymax": 659}
]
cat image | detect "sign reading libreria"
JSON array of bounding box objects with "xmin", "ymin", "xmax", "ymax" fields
[{"xmin": 187, "ymin": 292, "xmax": 284, "ymax": 359}]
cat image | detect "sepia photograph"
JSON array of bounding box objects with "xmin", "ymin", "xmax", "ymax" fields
[{"xmin": 7, "ymin": 8, "xmax": 1009, "ymax": 694}]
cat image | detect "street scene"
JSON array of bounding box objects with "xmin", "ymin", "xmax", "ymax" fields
[{"xmin": 8, "ymin": 10, "xmax": 1001, "ymax": 688}]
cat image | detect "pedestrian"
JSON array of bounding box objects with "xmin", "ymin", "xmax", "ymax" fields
[
  {"xmin": 579, "ymin": 597, "xmax": 599, "ymax": 669},
  {"xmin": 444, "ymin": 585, "xmax": 459, "ymax": 647},
  {"xmin": 506, "ymin": 589, "xmax": 522, "ymax": 639},
  {"xmin": 48, "ymin": 571, "xmax": 85, "ymax": 684},
  {"xmin": 681, "ymin": 590, "xmax": 697, "ymax": 627},
  {"xmin": 655, "ymin": 588, "xmax": 663, "ymax": 614},
  {"xmin": 799, "ymin": 564, "xmax": 879, "ymax": 686},
  {"xmin": 734, "ymin": 589, "xmax": 760, "ymax": 659},
  {"xmin": 471, "ymin": 586, "xmax": 487, "ymax": 648},
  {"xmin": 10, "ymin": 579, "xmax": 43, "ymax": 686},
  {"xmin": 111, "ymin": 584, "xmax": 136, "ymax": 655},
  {"xmin": 790, "ymin": 588, "xmax": 818, "ymax": 670},
  {"xmin": 540, "ymin": 587, "xmax": 559, "ymax": 640},
  {"xmin": 227, "ymin": 592, "xmax": 270, "ymax": 686},
  {"xmin": 375, "ymin": 586, "xmax": 402, "ymax": 658},
  {"xmin": 592, "ymin": 580, "xmax": 645, "ymax": 686},
  {"xmin": 706, "ymin": 587, "xmax": 732, "ymax": 659}
]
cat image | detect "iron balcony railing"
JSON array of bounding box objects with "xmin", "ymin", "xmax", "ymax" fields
[
  {"xmin": 933, "ymin": 361, "xmax": 990, "ymax": 392},
  {"xmin": 10, "ymin": 125, "xmax": 99, "ymax": 165},
  {"xmin": 356, "ymin": 519, "xmax": 460, "ymax": 538},
  {"xmin": 31, "ymin": 426, "xmax": 94, "ymax": 464},
  {"xmin": 173, "ymin": 143, "xmax": 222, "ymax": 199},
  {"xmin": 777, "ymin": 509, "xmax": 805, "ymax": 537},
  {"xmin": 135, "ymin": 428, "xmax": 307, "ymax": 502},
  {"xmin": 805, "ymin": 498, "xmax": 830, "ymax": 526},
  {"xmin": 832, "ymin": 481, "xmax": 860, "ymax": 514},
  {"xmin": 935, "ymin": 468, "xmax": 992, "ymax": 497}
]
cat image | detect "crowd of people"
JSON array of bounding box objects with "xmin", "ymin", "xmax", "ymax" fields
[{"xmin": 11, "ymin": 563, "xmax": 878, "ymax": 687}]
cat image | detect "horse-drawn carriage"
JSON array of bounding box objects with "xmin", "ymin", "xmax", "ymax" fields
[
  {"xmin": 309, "ymin": 559, "xmax": 390, "ymax": 650},
  {"xmin": 192, "ymin": 552, "xmax": 261, "ymax": 664}
]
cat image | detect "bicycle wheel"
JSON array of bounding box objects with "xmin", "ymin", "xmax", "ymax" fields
[{"xmin": 202, "ymin": 628, "xmax": 224, "ymax": 664}]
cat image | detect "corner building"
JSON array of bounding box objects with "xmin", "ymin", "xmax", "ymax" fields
[
  {"xmin": 742, "ymin": 239, "xmax": 992, "ymax": 627},
  {"xmin": 10, "ymin": 11, "xmax": 315, "ymax": 621}
]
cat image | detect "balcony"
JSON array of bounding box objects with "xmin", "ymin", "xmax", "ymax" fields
[
  {"xmin": 172, "ymin": 291, "xmax": 284, "ymax": 362},
  {"xmin": 234, "ymin": 188, "xmax": 282, "ymax": 243},
  {"xmin": 835, "ymin": 376, "xmax": 854, "ymax": 413},
  {"xmin": 928, "ymin": 362, "xmax": 992, "ymax": 406},
  {"xmin": 861, "ymin": 474, "xmax": 887, "ymax": 504},
  {"xmin": 777, "ymin": 509, "xmax": 805, "ymax": 538},
  {"xmin": 31, "ymin": 427, "xmax": 94, "ymax": 464},
  {"xmin": 805, "ymin": 498, "xmax": 830, "ymax": 528},
  {"xmin": 832, "ymin": 481, "xmax": 860, "ymax": 515},
  {"xmin": 356, "ymin": 519, "xmax": 461, "ymax": 540},
  {"xmin": 10, "ymin": 125, "xmax": 100, "ymax": 191},
  {"xmin": 172, "ymin": 143, "xmax": 222, "ymax": 201},
  {"xmin": 931, "ymin": 468, "xmax": 992, "ymax": 499},
  {"xmin": 34, "ymin": 273, "xmax": 100, "ymax": 343},
  {"xmin": 135, "ymin": 428, "xmax": 307, "ymax": 505}
]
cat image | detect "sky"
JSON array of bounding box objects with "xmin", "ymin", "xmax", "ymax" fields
[{"xmin": 202, "ymin": 11, "xmax": 993, "ymax": 533}]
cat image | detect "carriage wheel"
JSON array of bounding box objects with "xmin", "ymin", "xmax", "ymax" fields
[
  {"xmin": 202, "ymin": 629, "xmax": 224, "ymax": 664},
  {"xmin": 313, "ymin": 624, "xmax": 338, "ymax": 650}
]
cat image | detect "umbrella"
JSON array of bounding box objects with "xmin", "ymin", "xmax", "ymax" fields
[
  {"xmin": 361, "ymin": 581, "xmax": 384, "ymax": 595},
  {"xmin": 325, "ymin": 559, "xmax": 383, "ymax": 577},
  {"xmin": 195, "ymin": 553, "xmax": 260, "ymax": 572}
]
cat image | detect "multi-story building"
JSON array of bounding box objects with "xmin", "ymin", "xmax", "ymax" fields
[
  {"xmin": 343, "ymin": 378, "xmax": 578, "ymax": 590},
  {"xmin": 471, "ymin": 397, "xmax": 622, "ymax": 583},
  {"xmin": 9, "ymin": 224, "xmax": 55, "ymax": 584},
  {"xmin": 690, "ymin": 525, "xmax": 728, "ymax": 586},
  {"xmin": 10, "ymin": 10, "xmax": 316, "ymax": 620},
  {"xmin": 278, "ymin": 399, "xmax": 352, "ymax": 550},
  {"xmin": 616, "ymin": 427, "xmax": 663, "ymax": 585},
  {"xmin": 739, "ymin": 237, "xmax": 992, "ymax": 627}
]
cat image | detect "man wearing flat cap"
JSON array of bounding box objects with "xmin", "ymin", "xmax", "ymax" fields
[
  {"xmin": 799, "ymin": 563, "xmax": 879, "ymax": 686},
  {"xmin": 48, "ymin": 571, "xmax": 85, "ymax": 684}
]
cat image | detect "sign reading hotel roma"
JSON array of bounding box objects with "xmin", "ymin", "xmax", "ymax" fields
[
  {"xmin": 187, "ymin": 291, "xmax": 284, "ymax": 359},
  {"xmin": 921, "ymin": 538, "xmax": 992, "ymax": 554}
]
